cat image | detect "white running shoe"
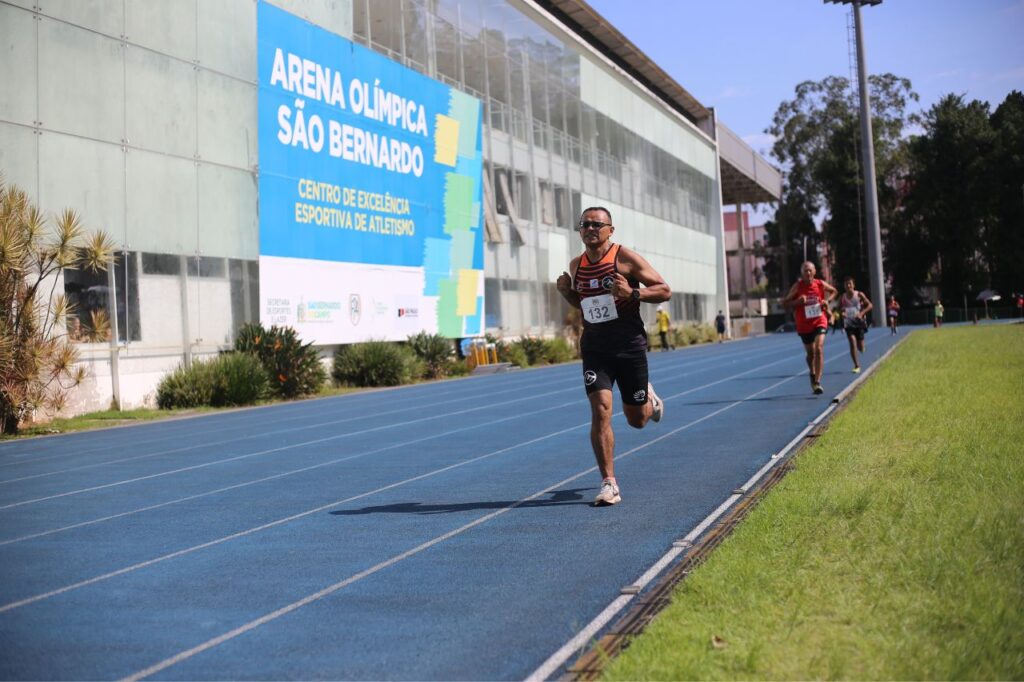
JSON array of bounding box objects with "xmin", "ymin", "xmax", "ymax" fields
[
  {"xmin": 648, "ymin": 382, "xmax": 663, "ymax": 423},
  {"xmin": 593, "ymin": 479, "xmax": 621, "ymax": 506}
]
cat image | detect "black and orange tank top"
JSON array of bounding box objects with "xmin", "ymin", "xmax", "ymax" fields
[{"xmin": 572, "ymin": 243, "xmax": 646, "ymax": 352}]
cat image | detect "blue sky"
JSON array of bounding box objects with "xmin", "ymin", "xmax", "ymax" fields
[{"xmin": 586, "ymin": 0, "xmax": 1024, "ymax": 160}]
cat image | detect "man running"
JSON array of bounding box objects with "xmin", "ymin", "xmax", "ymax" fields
[
  {"xmin": 934, "ymin": 299, "xmax": 944, "ymax": 327},
  {"xmin": 887, "ymin": 296, "xmax": 901, "ymax": 335},
  {"xmin": 556, "ymin": 207, "xmax": 671, "ymax": 506},
  {"xmin": 782, "ymin": 261, "xmax": 837, "ymax": 395},
  {"xmin": 839, "ymin": 276, "xmax": 873, "ymax": 373}
]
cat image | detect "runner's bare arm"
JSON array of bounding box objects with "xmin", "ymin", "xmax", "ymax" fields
[
  {"xmin": 781, "ymin": 282, "xmax": 803, "ymax": 308},
  {"xmin": 556, "ymin": 256, "xmax": 582, "ymax": 308},
  {"xmin": 858, "ymin": 291, "xmax": 874, "ymax": 317},
  {"xmin": 614, "ymin": 247, "xmax": 671, "ymax": 303},
  {"xmin": 821, "ymin": 280, "xmax": 838, "ymax": 302}
]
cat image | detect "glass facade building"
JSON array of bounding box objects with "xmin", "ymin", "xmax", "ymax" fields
[{"xmin": 0, "ymin": 0, "xmax": 756, "ymax": 413}]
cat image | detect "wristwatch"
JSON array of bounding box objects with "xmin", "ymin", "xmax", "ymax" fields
[{"xmin": 630, "ymin": 288, "xmax": 641, "ymax": 302}]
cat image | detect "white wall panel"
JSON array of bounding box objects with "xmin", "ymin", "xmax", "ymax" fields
[
  {"xmin": 198, "ymin": 0, "xmax": 256, "ymax": 81},
  {"xmin": 43, "ymin": 0, "xmax": 125, "ymax": 37},
  {"xmin": 197, "ymin": 165, "xmax": 258, "ymax": 260},
  {"xmin": 126, "ymin": 46, "xmax": 197, "ymax": 157},
  {"xmin": 0, "ymin": 124, "xmax": 38, "ymax": 198},
  {"xmin": 126, "ymin": 150, "xmax": 197, "ymax": 254},
  {"xmin": 197, "ymin": 70, "xmax": 257, "ymax": 169},
  {"xmin": 39, "ymin": 133, "xmax": 125, "ymax": 242},
  {"xmin": 127, "ymin": 0, "xmax": 196, "ymax": 62},
  {"xmin": 39, "ymin": 17, "xmax": 123, "ymax": 143},
  {"xmin": 1, "ymin": 5, "xmax": 38, "ymax": 127}
]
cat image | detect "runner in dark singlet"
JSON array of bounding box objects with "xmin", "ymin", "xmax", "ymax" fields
[
  {"xmin": 782, "ymin": 261, "xmax": 837, "ymax": 395},
  {"xmin": 839, "ymin": 276, "xmax": 873, "ymax": 373},
  {"xmin": 556, "ymin": 207, "xmax": 671, "ymax": 506}
]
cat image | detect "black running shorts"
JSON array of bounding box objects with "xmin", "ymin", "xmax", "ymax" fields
[
  {"xmin": 798, "ymin": 326, "xmax": 828, "ymax": 345},
  {"xmin": 845, "ymin": 325, "xmax": 866, "ymax": 341},
  {"xmin": 581, "ymin": 347, "xmax": 650, "ymax": 405}
]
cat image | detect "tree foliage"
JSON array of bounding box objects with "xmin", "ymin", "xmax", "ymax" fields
[
  {"xmin": 763, "ymin": 74, "xmax": 918, "ymax": 294},
  {"xmin": 0, "ymin": 177, "xmax": 115, "ymax": 434}
]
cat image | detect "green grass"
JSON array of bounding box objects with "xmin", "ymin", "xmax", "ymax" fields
[
  {"xmin": 603, "ymin": 325, "xmax": 1024, "ymax": 680},
  {"xmin": 2, "ymin": 407, "xmax": 217, "ymax": 440}
]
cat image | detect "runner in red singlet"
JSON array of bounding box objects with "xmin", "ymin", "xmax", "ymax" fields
[
  {"xmin": 556, "ymin": 207, "xmax": 671, "ymax": 506},
  {"xmin": 782, "ymin": 261, "xmax": 837, "ymax": 395}
]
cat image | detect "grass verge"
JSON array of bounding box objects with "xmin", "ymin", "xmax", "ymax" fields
[{"xmin": 603, "ymin": 324, "xmax": 1024, "ymax": 680}]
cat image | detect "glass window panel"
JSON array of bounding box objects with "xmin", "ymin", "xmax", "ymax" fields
[
  {"xmin": 462, "ymin": 31, "xmax": 486, "ymax": 97},
  {"xmin": 368, "ymin": 0, "xmax": 403, "ymax": 58},
  {"xmin": 229, "ymin": 258, "xmax": 259, "ymax": 336},
  {"xmin": 402, "ymin": 0, "xmax": 430, "ymax": 72},
  {"xmin": 353, "ymin": 0, "xmax": 369, "ymax": 42},
  {"xmin": 142, "ymin": 253, "xmax": 181, "ymax": 275},
  {"xmin": 63, "ymin": 251, "xmax": 140, "ymax": 343},
  {"xmin": 434, "ymin": 14, "xmax": 460, "ymax": 84},
  {"xmin": 265, "ymin": 0, "xmax": 352, "ymax": 40}
]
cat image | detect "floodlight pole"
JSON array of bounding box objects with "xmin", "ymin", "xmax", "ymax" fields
[{"xmin": 828, "ymin": 0, "xmax": 887, "ymax": 327}]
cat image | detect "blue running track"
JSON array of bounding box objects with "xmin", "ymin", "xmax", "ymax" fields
[{"xmin": 0, "ymin": 329, "xmax": 905, "ymax": 680}]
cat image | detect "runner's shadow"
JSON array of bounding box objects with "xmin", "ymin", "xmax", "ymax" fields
[{"xmin": 330, "ymin": 488, "xmax": 591, "ymax": 515}]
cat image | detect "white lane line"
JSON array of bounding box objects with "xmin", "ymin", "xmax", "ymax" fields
[
  {"xmin": 120, "ymin": 351, "xmax": 811, "ymax": 681},
  {"xmin": 0, "ymin": 343, "xmax": 789, "ymax": 509},
  {"xmin": 0, "ymin": 371, "xmax": 576, "ymax": 472},
  {"xmin": 0, "ymin": 351, "xmax": 801, "ymax": 613},
  {"xmin": 526, "ymin": 347, "xmax": 894, "ymax": 681},
  {"xmin": 0, "ymin": 340, "xmax": 770, "ymax": 475},
  {"xmin": 0, "ymin": 346, "xmax": 790, "ymax": 544}
]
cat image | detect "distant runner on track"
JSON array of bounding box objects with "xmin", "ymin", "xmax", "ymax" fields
[
  {"xmin": 782, "ymin": 261, "xmax": 837, "ymax": 395},
  {"xmin": 839, "ymin": 276, "xmax": 873, "ymax": 373},
  {"xmin": 556, "ymin": 207, "xmax": 671, "ymax": 506}
]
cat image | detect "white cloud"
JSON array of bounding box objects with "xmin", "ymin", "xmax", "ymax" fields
[
  {"xmin": 715, "ymin": 86, "xmax": 749, "ymax": 99},
  {"xmin": 742, "ymin": 133, "xmax": 776, "ymax": 151}
]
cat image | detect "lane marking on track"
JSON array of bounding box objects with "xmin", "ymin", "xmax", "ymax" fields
[
  {"xmin": 0, "ymin": 347, "xmax": 792, "ymax": 544},
  {"xmin": 0, "ymin": 344, "xmax": 790, "ymax": 508},
  {"xmin": 118, "ymin": 353, "xmax": 818, "ymax": 682},
  {"xmin": 0, "ymin": 350, "xmax": 802, "ymax": 614},
  {"xmin": 0, "ymin": 341, "xmax": 779, "ymax": 475}
]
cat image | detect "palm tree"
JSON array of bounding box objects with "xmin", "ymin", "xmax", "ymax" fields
[{"xmin": 0, "ymin": 175, "xmax": 115, "ymax": 434}]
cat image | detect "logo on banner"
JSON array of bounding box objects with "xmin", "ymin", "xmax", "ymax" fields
[
  {"xmin": 349, "ymin": 294, "xmax": 362, "ymax": 326},
  {"xmin": 398, "ymin": 307, "xmax": 419, "ymax": 318}
]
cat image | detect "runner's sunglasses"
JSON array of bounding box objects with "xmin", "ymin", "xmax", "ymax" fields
[{"xmin": 579, "ymin": 220, "xmax": 611, "ymax": 230}]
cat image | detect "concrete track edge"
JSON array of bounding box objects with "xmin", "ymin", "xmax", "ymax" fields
[{"xmin": 526, "ymin": 332, "xmax": 911, "ymax": 681}]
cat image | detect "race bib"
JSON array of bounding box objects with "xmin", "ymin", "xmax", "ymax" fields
[
  {"xmin": 803, "ymin": 299, "xmax": 822, "ymax": 319},
  {"xmin": 581, "ymin": 294, "xmax": 618, "ymax": 324}
]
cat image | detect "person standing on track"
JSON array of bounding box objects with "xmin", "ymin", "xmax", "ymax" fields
[
  {"xmin": 782, "ymin": 261, "xmax": 837, "ymax": 395},
  {"xmin": 839, "ymin": 276, "xmax": 873, "ymax": 373},
  {"xmin": 887, "ymin": 295, "xmax": 901, "ymax": 335},
  {"xmin": 556, "ymin": 207, "xmax": 671, "ymax": 506},
  {"xmin": 655, "ymin": 305, "xmax": 674, "ymax": 351}
]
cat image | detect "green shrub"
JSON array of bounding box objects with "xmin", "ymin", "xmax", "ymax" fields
[
  {"xmin": 515, "ymin": 336, "xmax": 547, "ymax": 365},
  {"xmin": 208, "ymin": 352, "xmax": 270, "ymax": 406},
  {"xmin": 235, "ymin": 322, "xmax": 326, "ymax": 398},
  {"xmin": 543, "ymin": 337, "xmax": 577, "ymax": 364},
  {"xmin": 156, "ymin": 363, "xmax": 214, "ymax": 409},
  {"xmin": 157, "ymin": 353, "xmax": 271, "ymax": 409},
  {"xmin": 406, "ymin": 331, "xmax": 456, "ymax": 379},
  {"xmin": 673, "ymin": 323, "xmax": 716, "ymax": 347},
  {"xmin": 495, "ymin": 340, "xmax": 530, "ymax": 367},
  {"xmin": 332, "ymin": 341, "xmax": 424, "ymax": 387}
]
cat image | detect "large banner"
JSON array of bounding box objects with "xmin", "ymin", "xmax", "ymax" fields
[{"xmin": 257, "ymin": 1, "xmax": 484, "ymax": 343}]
